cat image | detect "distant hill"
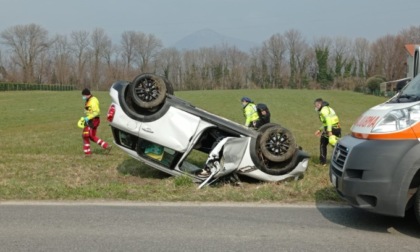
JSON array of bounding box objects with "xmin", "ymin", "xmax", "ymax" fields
[{"xmin": 172, "ymin": 28, "xmax": 258, "ymax": 52}]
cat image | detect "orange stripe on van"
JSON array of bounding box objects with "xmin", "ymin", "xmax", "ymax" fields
[{"xmin": 352, "ymin": 126, "xmax": 418, "ymax": 140}]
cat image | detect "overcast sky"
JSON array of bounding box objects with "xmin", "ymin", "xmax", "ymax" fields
[{"xmin": 0, "ymin": 0, "xmax": 419, "ymax": 47}]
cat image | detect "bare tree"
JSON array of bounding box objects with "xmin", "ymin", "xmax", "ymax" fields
[
  {"xmin": 284, "ymin": 29, "xmax": 310, "ymax": 88},
  {"xmin": 1, "ymin": 22, "xmax": 419, "ymax": 91},
  {"xmin": 205, "ymin": 47, "xmax": 223, "ymax": 89},
  {"xmin": 0, "ymin": 49, "xmax": 7, "ymax": 80},
  {"xmin": 89, "ymin": 28, "xmax": 112, "ymax": 90},
  {"xmin": 120, "ymin": 31, "xmax": 138, "ymax": 79},
  {"xmin": 331, "ymin": 37, "xmax": 352, "ymax": 78},
  {"xmin": 0, "ymin": 23, "xmax": 50, "ymax": 83},
  {"xmin": 370, "ymin": 34, "xmax": 406, "ymax": 81},
  {"xmin": 262, "ymin": 33, "xmax": 287, "ymax": 88},
  {"xmin": 102, "ymin": 44, "xmax": 121, "ymax": 85},
  {"xmin": 155, "ymin": 47, "xmax": 182, "ymax": 89},
  {"xmin": 222, "ymin": 45, "xmax": 249, "ymax": 89},
  {"xmin": 182, "ymin": 49, "xmax": 203, "ymax": 90},
  {"xmin": 353, "ymin": 37, "xmax": 370, "ymax": 78},
  {"xmin": 49, "ymin": 34, "xmax": 73, "ymax": 84},
  {"xmin": 399, "ymin": 25, "xmax": 420, "ymax": 44},
  {"xmin": 70, "ymin": 30, "xmax": 90, "ymax": 88},
  {"xmin": 134, "ymin": 33, "xmax": 163, "ymax": 73}
]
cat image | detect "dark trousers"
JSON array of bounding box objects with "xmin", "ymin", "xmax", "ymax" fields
[{"xmin": 319, "ymin": 127, "xmax": 341, "ymax": 164}]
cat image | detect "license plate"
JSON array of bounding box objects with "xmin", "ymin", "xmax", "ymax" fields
[{"xmin": 331, "ymin": 174, "xmax": 337, "ymax": 188}]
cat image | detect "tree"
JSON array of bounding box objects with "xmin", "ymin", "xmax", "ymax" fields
[
  {"xmin": 313, "ymin": 37, "xmax": 333, "ymax": 88},
  {"xmin": 0, "ymin": 22, "xmax": 419, "ymax": 91},
  {"xmin": 400, "ymin": 25, "xmax": 420, "ymax": 44},
  {"xmin": 182, "ymin": 50, "xmax": 202, "ymax": 90},
  {"xmin": 366, "ymin": 76, "xmax": 385, "ymax": 94},
  {"xmin": 284, "ymin": 29, "xmax": 310, "ymax": 88},
  {"xmin": 120, "ymin": 31, "xmax": 138, "ymax": 79},
  {"xmin": 0, "ymin": 23, "xmax": 50, "ymax": 83},
  {"xmin": 89, "ymin": 28, "xmax": 112, "ymax": 90},
  {"xmin": 0, "ymin": 49, "xmax": 8, "ymax": 80},
  {"xmin": 249, "ymin": 46, "xmax": 266, "ymax": 88},
  {"xmin": 156, "ymin": 47, "xmax": 182, "ymax": 89},
  {"xmin": 134, "ymin": 33, "xmax": 163, "ymax": 73},
  {"xmin": 332, "ymin": 37, "xmax": 351, "ymax": 78},
  {"xmin": 262, "ymin": 34, "xmax": 287, "ymax": 88},
  {"xmin": 353, "ymin": 37, "xmax": 370, "ymax": 78},
  {"xmin": 224, "ymin": 45, "xmax": 249, "ymax": 89},
  {"xmin": 370, "ymin": 34, "xmax": 406, "ymax": 81},
  {"xmin": 70, "ymin": 30, "xmax": 90, "ymax": 88},
  {"xmin": 50, "ymin": 34, "xmax": 72, "ymax": 84},
  {"xmin": 102, "ymin": 44, "xmax": 120, "ymax": 84}
]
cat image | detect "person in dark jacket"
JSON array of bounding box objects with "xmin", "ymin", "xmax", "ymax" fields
[{"xmin": 255, "ymin": 103, "xmax": 271, "ymax": 129}]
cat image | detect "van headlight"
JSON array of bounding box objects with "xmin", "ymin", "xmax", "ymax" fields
[{"xmin": 372, "ymin": 105, "xmax": 420, "ymax": 132}]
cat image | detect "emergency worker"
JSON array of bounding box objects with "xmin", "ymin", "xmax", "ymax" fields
[
  {"xmin": 255, "ymin": 103, "xmax": 271, "ymax": 128},
  {"xmin": 241, "ymin": 97, "xmax": 259, "ymax": 128},
  {"xmin": 314, "ymin": 98, "xmax": 341, "ymax": 166},
  {"xmin": 81, "ymin": 88, "xmax": 112, "ymax": 156}
]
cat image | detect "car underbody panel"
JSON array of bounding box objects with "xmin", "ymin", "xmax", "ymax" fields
[{"xmin": 107, "ymin": 73, "xmax": 310, "ymax": 187}]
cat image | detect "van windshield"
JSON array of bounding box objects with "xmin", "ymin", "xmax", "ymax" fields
[{"xmin": 389, "ymin": 75, "xmax": 420, "ymax": 103}]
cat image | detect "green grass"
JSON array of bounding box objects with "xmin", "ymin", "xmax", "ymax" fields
[{"xmin": 0, "ymin": 89, "xmax": 387, "ymax": 203}]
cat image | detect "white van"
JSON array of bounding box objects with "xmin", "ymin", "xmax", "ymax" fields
[{"xmin": 330, "ymin": 45, "xmax": 420, "ymax": 224}]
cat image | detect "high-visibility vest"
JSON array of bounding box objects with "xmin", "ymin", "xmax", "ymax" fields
[
  {"xmin": 319, "ymin": 105, "xmax": 339, "ymax": 131},
  {"xmin": 84, "ymin": 96, "xmax": 100, "ymax": 120},
  {"xmin": 243, "ymin": 102, "xmax": 259, "ymax": 126}
]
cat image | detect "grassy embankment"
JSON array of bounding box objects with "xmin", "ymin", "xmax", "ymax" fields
[{"xmin": 0, "ymin": 89, "xmax": 386, "ymax": 203}]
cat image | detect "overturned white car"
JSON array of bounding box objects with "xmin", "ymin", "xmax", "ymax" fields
[{"xmin": 107, "ymin": 74, "xmax": 310, "ymax": 187}]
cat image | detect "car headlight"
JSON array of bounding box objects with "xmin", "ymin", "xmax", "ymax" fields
[{"xmin": 372, "ymin": 104, "xmax": 420, "ymax": 133}]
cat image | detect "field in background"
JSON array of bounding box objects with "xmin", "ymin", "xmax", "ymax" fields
[{"xmin": 0, "ymin": 89, "xmax": 387, "ymax": 202}]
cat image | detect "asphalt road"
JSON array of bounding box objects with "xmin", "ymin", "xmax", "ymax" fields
[{"xmin": 0, "ymin": 201, "xmax": 419, "ymax": 251}]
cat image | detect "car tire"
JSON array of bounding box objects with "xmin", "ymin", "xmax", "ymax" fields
[
  {"xmin": 257, "ymin": 123, "xmax": 279, "ymax": 133},
  {"xmin": 130, "ymin": 73, "xmax": 171, "ymax": 109},
  {"xmin": 259, "ymin": 125, "xmax": 296, "ymax": 162},
  {"xmin": 259, "ymin": 148, "xmax": 300, "ymax": 175},
  {"xmin": 414, "ymin": 189, "xmax": 420, "ymax": 224}
]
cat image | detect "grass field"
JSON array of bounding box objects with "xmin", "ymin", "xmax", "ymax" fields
[{"xmin": 0, "ymin": 89, "xmax": 387, "ymax": 203}]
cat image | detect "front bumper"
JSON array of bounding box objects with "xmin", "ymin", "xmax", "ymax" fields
[{"xmin": 329, "ymin": 135, "xmax": 418, "ymax": 217}]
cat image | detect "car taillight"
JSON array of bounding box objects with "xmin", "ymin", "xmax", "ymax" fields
[{"xmin": 107, "ymin": 104, "xmax": 115, "ymax": 122}]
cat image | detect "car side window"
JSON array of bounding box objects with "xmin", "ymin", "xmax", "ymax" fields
[
  {"xmin": 179, "ymin": 149, "xmax": 208, "ymax": 174},
  {"xmin": 138, "ymin": 139, "xmax": 178, "ymax": 167}
]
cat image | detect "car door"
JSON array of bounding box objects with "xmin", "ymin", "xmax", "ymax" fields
[{"xmin": 138, "ymin": 106, "xmax": 201, "ymax": 152}]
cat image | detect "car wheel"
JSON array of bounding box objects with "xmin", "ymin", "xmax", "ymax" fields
[
  {"xmin": 259, "ymin": 125, "xmax": 296, "ymax": 162},
  {"xmin": 257, "ymin": 123, "xmax": 279, "ymax": 133},
  {"xmin": 130, "ymin": 73, "xmax": 169, "ymax": 109},
  {"xmin": 415, "ymin": 189, "xmax": 420, "ymax": 224},
  {"xmin": 259, "ymin": 149, "xmax": 300, "ymax": 175}
]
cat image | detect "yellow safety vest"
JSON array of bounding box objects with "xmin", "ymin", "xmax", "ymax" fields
[
  {"xmin": 319, "ymin": 106, "xmax": 339, "ymax": 131},
  {"xmin": 243, "ymin": 102, "xmax": 259, "ymax": 126},
  {"xmin": 84, "ymin": 96, "xmax": 100, "ymax": 120}
]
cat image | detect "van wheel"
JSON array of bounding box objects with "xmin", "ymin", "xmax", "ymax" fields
[
  {"xmin": 415, "ymin": 189, "xmax": 420, "ymax": 224},
  {"xmin": 259, "ymin": 125, "xmax": 296, "ymax": 162},
  {"xmin": 130, "ymin": 73, "xmax": 170, "ymax": 109}
]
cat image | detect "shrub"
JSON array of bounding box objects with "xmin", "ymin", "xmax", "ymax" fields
[{"xmin": 366, "ymin": 76, "xmax": 385, "ymax": 94}]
